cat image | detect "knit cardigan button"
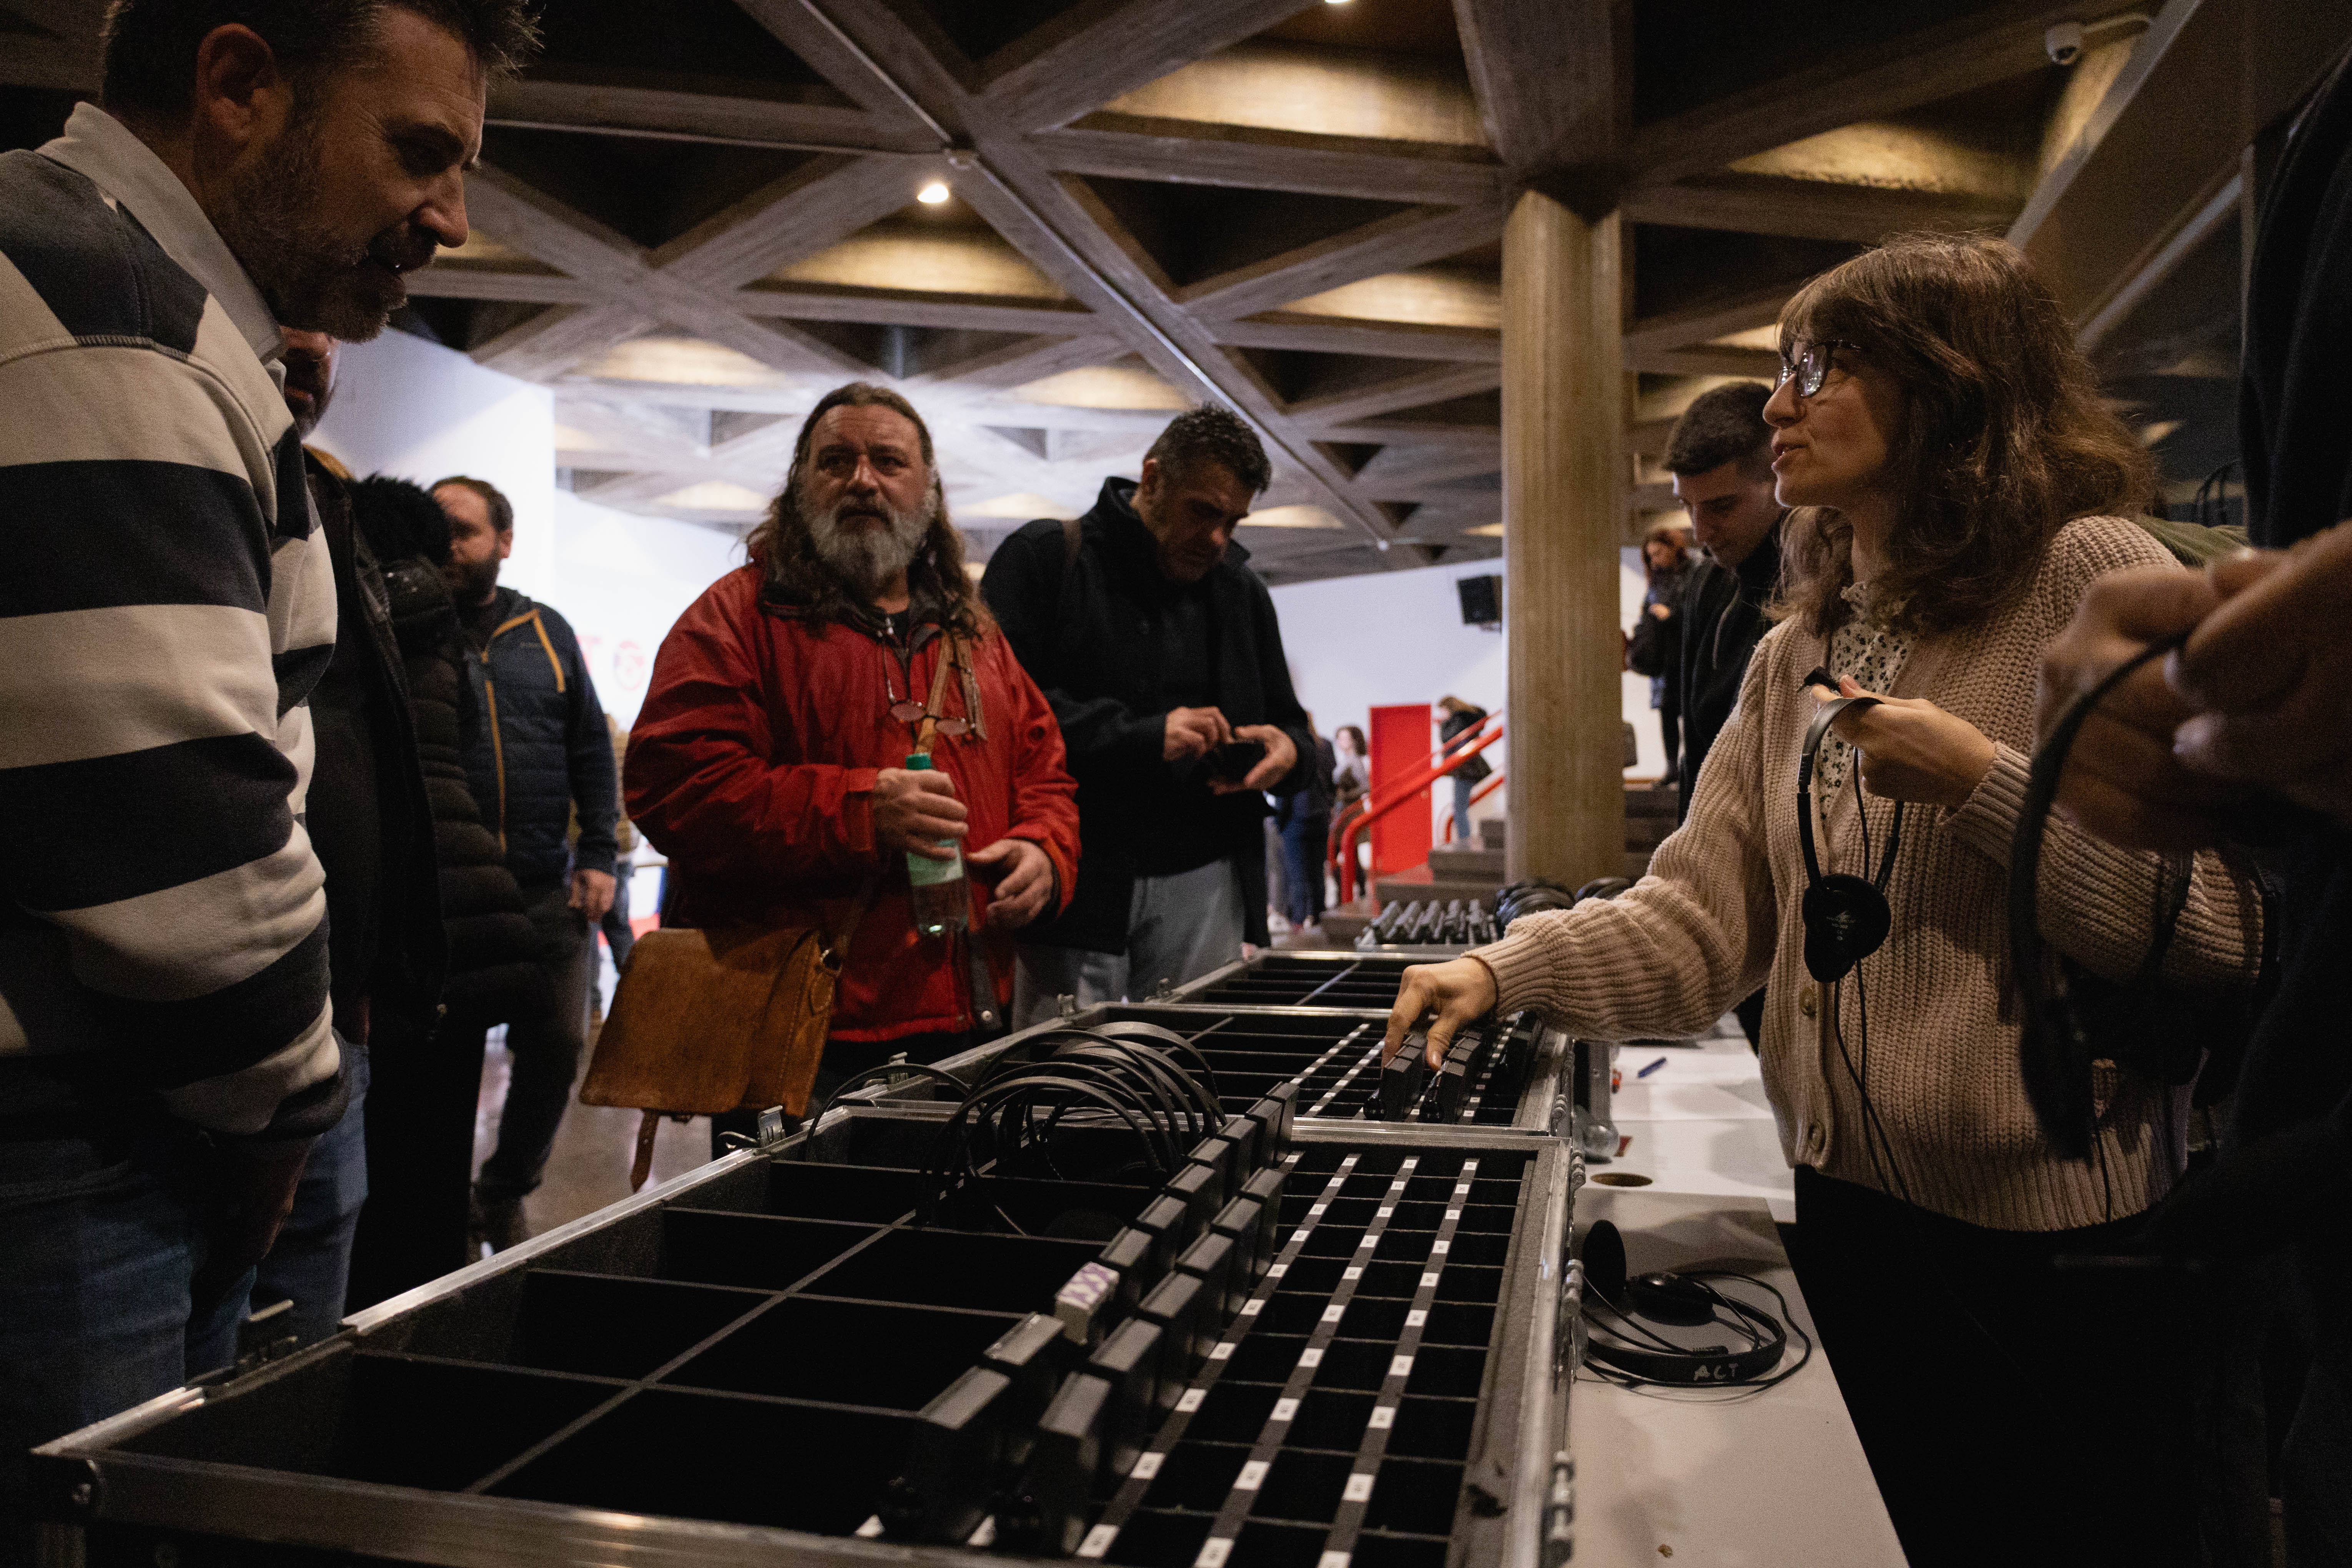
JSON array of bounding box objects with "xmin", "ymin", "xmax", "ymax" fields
[{"xmin": 1800, "ymin": 987, "xmax": 1818, "ymax": 1019}]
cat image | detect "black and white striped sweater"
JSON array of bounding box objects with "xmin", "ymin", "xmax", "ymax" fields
[{"xmin": 0, "ymin": 106, "xmax": 343, "ymax": 1141}]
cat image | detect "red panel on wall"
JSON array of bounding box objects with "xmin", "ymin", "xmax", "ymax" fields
[{"xmin": 1368, "ymin": 703, "xmax": 1433, "ymax": 885}]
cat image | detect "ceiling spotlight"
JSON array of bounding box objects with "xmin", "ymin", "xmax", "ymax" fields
[{"xmin": 917, "ymin": 181, "xmax": 951, "ymax": 205}]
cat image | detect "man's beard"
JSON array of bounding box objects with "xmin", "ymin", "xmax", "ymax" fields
[
  {"xmin": 445, "ymin": 552, "xmax": 500, "ymax": 605},
  {"xmin": 212, "ymin": 115, "xmax": 438, "ymax": 343},
  {"xmin": 807, "ymin": 490, "xmax": 933, "ymax": 597}
]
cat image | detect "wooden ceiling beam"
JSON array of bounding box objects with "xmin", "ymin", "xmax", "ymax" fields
[
  {"xmin": 406, "ymin": 268, "xmax": 604, "ymax": 305},
  {"xmin": 1630, "ymin": 0, "xmax": 2089, "ymax": 187},
  {"xmin": 1454, "ymin": 0, "xmax": 1627, "ymax": 185},
  {"xmin": 909, "ymin": 331, "xmax": 1128, "ymax": 389},
  {"xmin": 1212, "ymin": 313, "xmax": 1500, "ymax": 363},
  {"xmin": 1621, "ymin": 282, "xmax": 1793, "ymax": 357},
  {"xmin": 1281, "ymin": 362, "xmax": 1504, "ymax": 427},
  {"xmin": 980, "ymin": 0, "xmax": 1321, "ymax": 133},
  {"xmin": 652, "ymin": 154, "xmax": 925, "ymax": 286},
  {"xmin": 1627, "ymin": 344, "xmax": 1782, "ymax": 378},
  {"xmin": 473, "ymin": 303, "xmax": 656, "ymax": 380},
  {"xmin": 727, "ymin": 0, "xmax": 955, "ymax": 130},
  {"xmin": 1176, "ymin": 200, "xmax": 1509, "ymax": 320},
  {"xmin": 1351, "ymin": 444, "xmax": 1502, "ymax": 489},
  {"xmin": 2008, "ymin": 0, "xmax": 2196, "ymax": 251},
  {"xmin": 1025, "ymin": 121, "xmax": 1505, "ymax": 206},
  {"xmin": 732, "ymin": 286, "xmax": 1098, "ymax": 336},
  {"xmin": 484, "ymin": 77, "xmax": 928, "ymax": 152},
  {"xmin": 1623, "ymin": 172, "xmax": 2021, "ymax": 244}
]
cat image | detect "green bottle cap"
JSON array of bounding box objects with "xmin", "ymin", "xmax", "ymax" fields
[{"xmin": 905, "ymin": 752, "xmax": 932, "ymax": 770}]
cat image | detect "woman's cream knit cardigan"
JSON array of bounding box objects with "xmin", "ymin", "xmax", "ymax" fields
[{"xmin": 1476, "ymin": 517, "xmax": 2264, "ymax": 1231}]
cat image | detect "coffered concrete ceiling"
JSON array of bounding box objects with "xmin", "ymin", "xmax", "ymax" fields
[{"xmin": 1, "ymin": 0, "xmax": 2299, "ymax": 581}]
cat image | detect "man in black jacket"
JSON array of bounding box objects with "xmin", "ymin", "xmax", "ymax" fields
[
  {"xmin": 1664, "ymin": 383, "xmax": 1783, "ymax": 1050},
  {"xmin": 984, "ymin": 407, "xmax": 1314, "ymax": 1021},
  {"xmin": 250, "ymin": 332, "xmax": 446, "ymax": 1345},
  {"xmin": 1667, "ymin": 382, "xmax": 1786, "ymax": 827},
  {"xmin": 434, "ymin": 475, "xmax": 617, "ymax": 1250}
]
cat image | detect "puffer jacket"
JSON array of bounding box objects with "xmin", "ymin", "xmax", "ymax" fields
[
  {"xmin": 349, "ymin": 478, "xmax": 553, "ymax": 1030},
  {"xmin": 460, "ymin": 587, "xmax": 618, "ymax": 893}
]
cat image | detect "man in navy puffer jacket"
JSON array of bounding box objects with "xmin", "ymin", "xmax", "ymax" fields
[{"xmin": 434, "ymin": 476, "xmax": 618, "ymax": 1250}]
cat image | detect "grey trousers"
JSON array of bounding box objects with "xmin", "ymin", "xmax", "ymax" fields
[{"xmin": 1012, "ymin": 857, "xmax": 1246, "ymax": 1027}]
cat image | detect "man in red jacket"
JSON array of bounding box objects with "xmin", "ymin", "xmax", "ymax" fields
[{"xmin": 625, "ymin": 383, "xmax": 1080, "ymax": 1143}]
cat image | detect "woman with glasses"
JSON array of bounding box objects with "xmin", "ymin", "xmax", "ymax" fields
[{"xmin": 1387, "ymin": 235, "xmax": 2262, "ymax": 1566}]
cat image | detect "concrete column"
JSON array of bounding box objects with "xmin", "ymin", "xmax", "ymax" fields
[{"xmin": 1501, "ymin": 186, "xmax": 1625, "ymax": 886}]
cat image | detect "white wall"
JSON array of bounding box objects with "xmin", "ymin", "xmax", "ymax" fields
[
  {"xmin": 310, "ymin": 328, "xmax": 558, "ymax": 585},
  {"xmin": 309, "ymin": 330, "xmax": 745, "ymax": 732},
  {"xmin": 1266, "ymin": 552, "xmax": 1666, "ymax": 837}
]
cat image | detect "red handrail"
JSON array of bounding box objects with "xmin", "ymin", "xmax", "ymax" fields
[
  {"xmin": 1333, "ymin": 719, "xmax": 1506, "ymax": 904},
  {"xmin": 1440, "ymin": 770, "xmax": 1505, "ymax": 844}
]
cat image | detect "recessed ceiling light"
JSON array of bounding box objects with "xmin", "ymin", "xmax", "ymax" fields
[{"xmin": 917, "ymin": 181, "xmax": 951, "ymax": 205}]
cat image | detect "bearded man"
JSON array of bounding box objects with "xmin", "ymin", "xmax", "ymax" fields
[
  {"xmin": 0, "ymin": 0, "xmax": 534, "ymax": 1533},
  {"xmin": 625, "ymin": 384, "xmax": 1081, "ymax": 1151}
]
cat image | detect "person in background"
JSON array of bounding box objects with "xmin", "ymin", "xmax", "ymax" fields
[
  {"xmin": 1663, "ymin": 381, "xmax": 1787, "ymax": 1048},
  {"xmin": 433, "ymin": 474, "xmax": 617, "ymax": 1252},
  {"xmin": 1435, "ymin": 696, "xmax": 1491, "ymax": 844},
  {"xmin": 250, "ymin": 331, "xmax": 445, "ymax": 1346},
  {"xmin": 605, "ymin": 718, "xmax": 638, "ymax": 975},
  {"xmin": 1386, "ymin": 234, "xmax": 2264, "ymax": 1567},
  {"xmin": 343, "ymin": 476, "xmax": 551, "ymax": 1301},
  {"xmin": 626, "ymin": 383, "xmax": 1080, "ymax": 1152},
  {"xmin": 1331, "ymin": 724, "xmax": 1370, "ymax": 895},
  {"xmin": 1667, "ymin": 382, "xmax": 1787, "ymax": 824},
  {"xmin": 1627, "ymin": 525, "xmax": 1693, "ymax": 785},
  {"xmin": 0, "ymin": 0, "xmax": 534, "ymax": 1547},
  {"xmin": 984, "ymin": 407, "xmax": 1315, "ymax": 1019},
  {"xmin": 1272, "ymin": 721, "xmax": 1338, "ymax": 935}
]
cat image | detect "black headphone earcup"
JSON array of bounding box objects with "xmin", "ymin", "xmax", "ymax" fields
[
  {"xmin": 1801, "ymin": 874, "xmax": 1891, "ymax": 983},
  {"xmin": 1580, "ymin": 1219, "xmax": 1626, "ymax": 1302},
  {"xmin": 1626, "ymin": 1271, "xmax": 1718, "ymax": 1327}
]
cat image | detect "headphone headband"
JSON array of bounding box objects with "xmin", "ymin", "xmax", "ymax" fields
[{"xmin": 1796, "ymin": 693, "xmax": 1880, "ymax": 889}]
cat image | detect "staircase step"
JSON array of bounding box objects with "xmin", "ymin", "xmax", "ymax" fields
[{"xmin": 1427, "ymin": 844, "xmax": 1506, "ymax": 878}]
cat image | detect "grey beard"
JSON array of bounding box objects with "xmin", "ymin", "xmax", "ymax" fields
[{"xmin": 808, "ymin": 493, "xmax": 932, "ymax": 597}]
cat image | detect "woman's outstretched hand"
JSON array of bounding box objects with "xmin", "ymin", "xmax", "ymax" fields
[{"xmin": 1385, "ymin": 957, "xmax": 1499, "ymax": 1070}]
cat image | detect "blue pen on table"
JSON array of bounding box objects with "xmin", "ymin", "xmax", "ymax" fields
[{"xmin": 1636, "ymin": 1056, "xmax": 1668, "ymax": 1079}]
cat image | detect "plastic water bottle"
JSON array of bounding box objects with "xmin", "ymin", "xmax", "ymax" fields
[{"xmin": 903, "ymin": 753, "xmax": 968, "ymax": 938}]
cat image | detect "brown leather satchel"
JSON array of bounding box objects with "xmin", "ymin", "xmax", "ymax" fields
[
  {"xmin": 581, "ymin": 892, "xmax": 874, "ymax": 1189},
  {"xmin": 582, "ymin": 631, "xmax": 969, "ymax": 1190}
]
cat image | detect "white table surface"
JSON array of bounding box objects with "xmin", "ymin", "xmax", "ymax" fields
[
  {"xmin": 1596, "ymin": 1036, "xmax": 1798, "ymax": 1222},
  {"xmin": 1570, "ymin": 1187, "xmax": 1907, "ymax": 1568}
]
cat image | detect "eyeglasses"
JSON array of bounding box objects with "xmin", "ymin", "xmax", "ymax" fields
[
  {"xmin": 1776, "ymin": 340, "xmax": 1857, "ymax": 399},
  {"xmin": 883, "ymin": 654, "xmax": 970, "ymax": 738}
]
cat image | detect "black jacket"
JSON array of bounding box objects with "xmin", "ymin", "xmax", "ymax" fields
[
  {"xmin": 1439, "ymin": 705, "xmax": 1492, "ymax": 784},
  {"xmin": 459, "ymin": 587, "xmax": 618, "ymax": 892},
  {"xmin": 2211, "ymin": 40, "xmax": 2352, "ymax": 1228},
  {"xmin": 305, "ymin": 456, "xmax": 445, "ymax": 1037},
  {"xmin": 347, "ymin": 477, "xmax": 556, "ymax": 1032},
  {"xmin": 983, "ymin": 477, "xmax": 1314, "ymax": 951},
  {"xmin": 1674, "ymin": 521, "xmax": 1784, "ymax": 823}
]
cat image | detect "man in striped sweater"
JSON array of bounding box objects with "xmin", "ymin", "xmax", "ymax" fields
[{"xmin": 0, "ymin": 0, "xmax": 535, "ymax": 1529}]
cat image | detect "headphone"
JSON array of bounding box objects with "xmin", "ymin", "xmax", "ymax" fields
[
  {"xmin": 1577, "ymin": 1220, "xmax": 1787, "ymax": 1386},
  {"xmin": 1796, "ymin": 690, "xmax": 1907, "ymax": 983}
]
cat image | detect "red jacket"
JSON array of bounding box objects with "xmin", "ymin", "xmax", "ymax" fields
[{"xmin": 624, "ymin": 565, "xmax": 1080, "ymax": 1042}]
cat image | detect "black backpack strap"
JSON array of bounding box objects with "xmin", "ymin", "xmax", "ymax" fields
[{"xmin": 1058, "ymin": 515, "xmax": 1082, "ymax": 614}]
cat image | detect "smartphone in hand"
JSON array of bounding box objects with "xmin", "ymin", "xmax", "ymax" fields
[{"xmin": 1204, "ymin": 737, "xmax": 1267, "ymax": 784}]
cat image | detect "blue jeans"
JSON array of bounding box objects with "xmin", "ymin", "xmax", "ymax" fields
[
  {"xmin": 473, "ymin": 882, "xmax": 594, "ymax": 1202},
  {"xmin": 250, "ymin": 1042, "xmax": 369, "ymax": 1346},
  {"xmin": 0, "ymin": 1119, "xmax": 252, "ymax": 1557},
  {"xmin": 1450, "ymin": 775, "xmax": 1474, "ymax": 843}
]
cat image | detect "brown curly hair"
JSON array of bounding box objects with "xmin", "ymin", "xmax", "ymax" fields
[
  {"xmin": 1772, "ymin": 234, "xmax": 2156, "ymax": 639},
  {"xmin": 745, "ymin": 382, "xmax": 991, "ymax": 638}
]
